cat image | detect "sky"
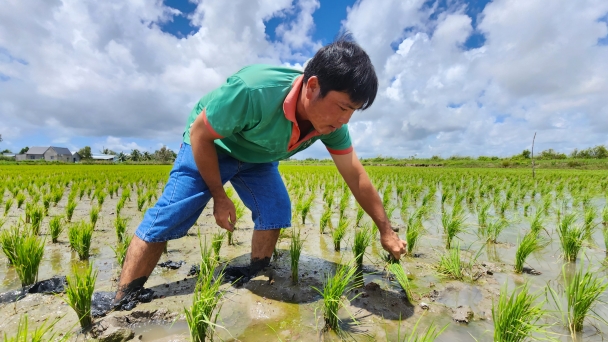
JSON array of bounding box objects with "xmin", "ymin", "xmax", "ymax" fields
[{"xmin": 1, "ymin": 0, "xmax": 607, "ymax": 159}]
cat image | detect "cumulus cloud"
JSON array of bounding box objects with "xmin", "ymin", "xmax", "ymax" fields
[{"xmin": 1, "ymin": 0, "xmax": 607, "ymax": 158}]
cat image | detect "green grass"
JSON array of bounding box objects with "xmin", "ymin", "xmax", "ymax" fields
[
  {"xmin": 290, "ymin": 228, "xmax": 304, "ymax": 284},
  {"xmin": 563, "ymin": 265, "xmax": 608, "ymax": 333},
  {"xmin": 312, "ymin": 261, "xmax": 360, "ymax": 332},
  {"xmin": 388, "ymin": 263, "xmax": 414, "ymax": 301},
  {"xmin": 185, "ymin": 262, "xmax": 225, "ymax": 342},
  {"xmin": 12, "ymin": 233, "xmax": 45, "ymax": 286},
  {"xmin": 114, "ymin": 215, "xmax": 128, "ymax": 243},
  {"xmin": 514, "ymin": 231, "xmax": 546, "ymax": 273},
  {"xmin": 65, "ymin": 263, "xmax": 97, "ymax": 328},
  {"xmin": 493, "ymin": 283, "xmax": 546, "ymax": 342},
  {"xmin": 49, "ymin": 216, "xmax": 64, "ymax": 243},
  {"xmin": 352, "ymin": 224, "xmax": 372, "ymax": 266},
  {"xmin": 68, "ymin": 220, "xmax": 94, "ymax": 260},
  {"xmin": 332, "ymin": 217, "xmax": 349, "ymax": 251}
]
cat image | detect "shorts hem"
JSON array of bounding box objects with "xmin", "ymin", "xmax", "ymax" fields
[{"xmin": 254, "ymin": 223, "xmax": 291, "ymax": 231}]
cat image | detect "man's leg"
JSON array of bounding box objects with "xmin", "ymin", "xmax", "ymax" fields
[
  {"xmin": 250, "ymin": 229, "xmax": 281, "ymax": 273},
  {"xmin": 114, "ymin": 237, "xmax": 166, "ymax": 302}
]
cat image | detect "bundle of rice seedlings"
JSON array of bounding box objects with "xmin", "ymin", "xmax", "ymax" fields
[
  {"xmin": 49, "ymin": 215, "xmax": 64, "ymax": 243},
  {"xmin": 4, "ymin": 198, "xmax": 13, "ymax": 216},
  {"xmin": 29, "ymin": 204, "xmax": 44, "ymax": 236},
  {"xmin": 42, "ymin": 195, "xmax": 51, "ymax": 216},
  {"xmin": 442, "ymin": 209, "xmax": 466, "ymax": 249},
  {"xmin": 111, "ymin": 235, "xmax": 132, "ymax": 267},
  {"xmin": 352, "ymin": 223, "xmax": 372, "ymax": 265},
  {"xmin": 436, "ymin": 247, "xmax": 463, "ymax": 280},
  {"xmin": 355, "ymin": 204, "xmax": 365, "ymax": 226},
  {"xmin": 484, "ymin": 218, "xmax": 509, "ymax": 244},
  {"xmin": 530, "ymin": 208, "xmax": 545, "ymax": 235},
  {"xmin": 137, "ymin": 195, "xmax": 146, "ymax": 211},
  {"xmin": 11, "ymin": 231, "xmax": 45, "ymax": 286},
  {"xmin": 493, "ymin": 283, "xmax": 546, "ymax": 342},
  {"xmin": 332, "ymin": 217, "xmax": 349, "ymax": 251},
  {"xmin": 312, "ymin": 261, "xmax": 360, "ymax": 332},
  {"xmin": 319, "ymin": 205, "xmax": 332, "ymax": 234},
  {"xmin": 300, "ymin": 194, "xmax": 315, "ymax": 224},
  {"xmin": 114, "ymin": 215, "xmax": 129, "ymax": 243},
  {"xmin": 65, "ymin": 200, "xmax": 77, "ymax": 222},
  {"xmin": 16, "ymin": 192, "xmax": 25, "ymax": 209},
  {"xmin": 405, "ymin": 218, "xmax": 423, "ymax": 255},
  {"xmin": 185, "ymin": 262, "xmax": 225, "ymax": 342},
  {"xmin": 514, "ymin": 231, "xmax": 546, "ymax": 273},
  {"xmin": 116, "ymin": 197, "xmax": 125, "ymax": 216},
  {"xmin": 89, "ymin": 205, "xmax": 99, "ymax": 228},
  {"xmin": 388, "ymin": 263, "xmax": 414, "ymax": 301},
  {"xmin": 563, "ymin": 265, "xmax": 608, "ymax": 333},
  {"xmin": 65, "ymin": 263, "xmax": 97, "ymax": 329},
  {"xmin": 476, "ymin": 201, "xmax": 491, "ymax": 229},
  {"xmin": 211, "ymin": 230, "xmax": 226, "ymax": 261},
  {"xmin": 68, "ymin": 221, "xmax": 94, "ymax": 260},
  {"xmin": 290, "ymin": 228, "xmax": 304, "ymax": 284},
  {"xmin": 338, "ymin": 191, "xmax": 350, "ymax": 219},
  {"xmin": 557, "ymin": 213, "xmax": 585, "ymax": 262},
  {"xmin": 0, "ymin": 225, "xmax": 22, "ymax": 264}
]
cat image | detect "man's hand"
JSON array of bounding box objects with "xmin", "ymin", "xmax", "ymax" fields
[
  {"xmin": 380, "ymin": 231, "xmax": 407, "ymax": 260},
  {"xmin": 213, "ymin": 195, "xmax": 236, "ymax": 232}
]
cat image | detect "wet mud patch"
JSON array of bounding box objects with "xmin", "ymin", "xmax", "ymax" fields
[
  {"xmin": 0, "ymin": 276, "xmax": 67, "ymax": 304},
  {"xmin": 91, "ymin": 308, "xmax": 179, "ymax": 342},
  {"xmin": 157, "ymin": 260, "xmax": 185, "ymax": 270}
]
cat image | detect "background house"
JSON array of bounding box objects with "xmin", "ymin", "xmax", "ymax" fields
[{"xmin": 15, "ymin": 146, "xmax": 75, "ymax": 162}]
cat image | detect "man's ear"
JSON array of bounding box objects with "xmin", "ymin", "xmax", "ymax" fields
[{"xmin": 305, "ymin": 76, "xmax": 320, "ymax": 100}]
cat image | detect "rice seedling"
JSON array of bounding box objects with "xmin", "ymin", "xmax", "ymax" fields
[
  {"xmin": 493, "ymin": 283, "xmax": 546, "ymax": 342},
  {"xmin": 441, "ymin": 209, "xmax": 466, "ymax": 249},
  {"xmin": 388, "ymin": 263, "xmax": 414, "ymax": 301},
  {"xmin": 49, "ymin": 215, "xmax": 64, "ymax": 243},
  {"xmin": 12, "ymin": 233, "xmax": 45, "ymax": 286},
  {"xmin": 319, "ymin": 205, "xmax": 332, "ymax": 234},
  {"xmin": 300, "ymin": 194, "xmax": 315, "ymax": 224},
  {"xmin": 338, "ymin": 191, "xmax": 350, "ymax": 219},
  {"xmin": 51, "ymin": 188, "xmax": 63, "ymax": 207},
  {"xmin": 4, "ymin": 198, "xmax": 13, "ymax": 216},
  {"xmin": 332, "ymin": 217, "xmax": 349, "ymax": 251},
  {"xmin": 557, "ymin": 213, "xmax": 585, "ymax": 262},
  {"xmin": 68, "ymin": 220, "xmax": 94, "ymax": 260},
  {"xmin": 29, "ymin": 204, "xmax": 44, "ymax": 235},
  {"xmin": 312, "ymin": 261, "xmax": 360, "ymax": 332},
  {"xmin": 483, "ymin": 218, "xmax": 509, "ymax": 244},
  {"xmin": 42, "ymin": 194, "xmax": 51, "ymax": 216},
  {"xmin": 530, "ymin": 208, "xmax": 545, "ymax": 235},
  {"xmin": 16, "ymin": 192, "xmax": 25, "ymax": 209},
  {"xmin": 65, "ymin": 263, "xmax": 97, "ymax": 329},
  {"xmin": 355, "ymin": 204, "xmax": 365, "ymax": 226},
  {"xmin": 185, "ymin": 262, "xmax": 225, "ymax": 342},
  {"xmin": 290, "ymin": 228, "xmax": 304, "ymax": 284},
  {"xmin": 352, "ymin": 223, "xmax": 372, "ymax": 265},
  {"xmin": 137, "ymin": 195, "xmax": 146, "ymax": 211},
  {"xmin": 65, "ymin": 199, "xmax": 77, "ymax": 222},
  {"xmin": 602, "ymin": 205, "xmax": 608, "ymax": 226},
  {"xmin": 436, "ymin": 247, "xmax": 463, "ymax": 280},
  {"xmin": 211, "ymin": 230, "xmax": 226, "ymax": 261},
  {"xmin": 89, "ymin": 205, "xmax": 99, "ymax": 228},
  {"xmin": 405, "ymin": 218, "xmax": 423, "ymax": 255},
  {"xmin": 0, "ymin": 224, "xmax": 23, "ymax": 264},
  {"xmin": 116, "ymin": 197, "xmax": 125, "ymax": 216},
  {"xmin": 476, "ymin": 201, "xmax": 491, "ymax": 229},
  {"xmin": 564, "ymin": 265, "xmax": 608, "ymax": 333},
  {"xmin": 603, "ymin": 227, "xmax": 608, "ymax": 253},
  {"xmin": 388, "ymin": 314, "xmax": 447, "ymax": 342},
  {"xmin": 114, "ymin": 215, "xmax": 128, "ymax": 243},
  {"xmin": 2, "ymin": 314, "xmax": 66, "ymax": 342},
  {"xmin": 112, "ymin": 235, "xmax": 132, "ymax": 267},
  {"xmin": 514, "ymin": 231, "xmax": 546, "ymax": 273}
]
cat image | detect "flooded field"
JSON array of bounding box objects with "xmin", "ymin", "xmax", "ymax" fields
[{"xmin": 1, "ymin": 165, "xmax": 607, "ymax": 341}]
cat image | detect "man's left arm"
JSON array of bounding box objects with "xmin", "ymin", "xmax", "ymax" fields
[{"xmin": 331, "ymin": 150, "xmax": 407, "ymax": 260}]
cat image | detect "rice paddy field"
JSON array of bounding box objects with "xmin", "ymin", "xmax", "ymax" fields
[{"xmin": 1, "ymin": 164, "xmax": 608, "ymax": 341}]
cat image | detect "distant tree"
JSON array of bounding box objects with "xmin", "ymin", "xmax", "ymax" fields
[
  {"xmin": 521, "ymin": 149, "xmax": 531, "ymax": 159},
  {"xmin": 130, "ymin": 149, "xmax": 141, "ymax": 162},
  {"xmin": 1, "ymin": 149, "xmax": 11, "ymax": 154},
  {"xmin": 142, "ymin": 151, "xmax": 152, "ymax": 161},
  {"xmin": 19, "ymin": 147, "xmax": 29, "ymax": 154},
  {"xmin": 117, "ymin": 152, "xmax": 128, "ymax": 162},
  {"xmin": 78, "ymin": 146, "xmax": 92, "ymax": 160},
  {"xmin": 154, "ymin": 146, "xmax": 175, "ymax": 163},
  {"xmin": 101, "ymin": 148, "xmax": 117, "ymax": 155},
  {"xmin": 538, "ymin": 149, "xmax": 566, "ymax": 160}
]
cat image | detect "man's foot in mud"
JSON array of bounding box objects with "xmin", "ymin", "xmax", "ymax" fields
[
  {"xmin": 224, "ymin": 257, "xmax": 271, "ymax": 287},
  {"xmin": 111, "ymin": 276, "xmax": 149, "ymax": 311}
]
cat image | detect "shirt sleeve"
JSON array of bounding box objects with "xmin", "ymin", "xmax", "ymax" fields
[
  {"xmin": 202, "ymin": 76, "xmax": 251, "ymax": 139},
  {"xmin": 320, "ymin": 124, "xmax": 353, "ymax": 155}
]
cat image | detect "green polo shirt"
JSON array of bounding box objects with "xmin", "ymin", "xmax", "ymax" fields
[{"xmin": 183, "ymin": 64, "xmax": 353, "ymax": 163}]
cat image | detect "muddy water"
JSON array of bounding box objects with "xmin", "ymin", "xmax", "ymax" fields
[{"xmin": 1, "ymin": 179, "xmax": 608, "ymax": 341}]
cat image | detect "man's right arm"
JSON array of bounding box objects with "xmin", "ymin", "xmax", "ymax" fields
[{"xmin": 189, "ymin": 112, "xmax": 235, "ymax": 231}]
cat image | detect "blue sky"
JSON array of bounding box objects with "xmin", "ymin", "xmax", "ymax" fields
[{"xmin": 1, "ymin": 0, "xmax": 607, "ymax": 159}]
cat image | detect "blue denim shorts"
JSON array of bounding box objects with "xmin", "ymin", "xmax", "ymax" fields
[{"xmin": 135, "ymin": 143, "xmax": 292, "ymax": 243}]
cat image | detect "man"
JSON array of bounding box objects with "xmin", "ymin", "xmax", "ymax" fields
[{"xmin": 113, "ymin": 37, "xmax": 407, "ymax": 306}]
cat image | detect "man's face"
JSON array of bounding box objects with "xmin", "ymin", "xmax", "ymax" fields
[{"xmin": 305, "ymin": 77, "xmax": 361, "ymax": 135}]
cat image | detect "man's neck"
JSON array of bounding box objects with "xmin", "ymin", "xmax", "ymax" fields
[{"xmin": 295, "ymin": 81, "xmax": 312, "ymax": 135}]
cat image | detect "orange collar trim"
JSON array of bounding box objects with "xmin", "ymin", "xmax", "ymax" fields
[{"xmin": 283, "ymin": 75, "xmax": 321, "ymax": 152}]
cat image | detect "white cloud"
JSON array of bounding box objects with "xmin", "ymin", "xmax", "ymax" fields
[{"xmin": 1, "ymin": 0, "xmax": 607, "ymax": 159}]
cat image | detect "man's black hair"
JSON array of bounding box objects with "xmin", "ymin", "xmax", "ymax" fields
[{"xmin": 303, "ymin": 35, "xmax": 378, "ymax": 110}]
